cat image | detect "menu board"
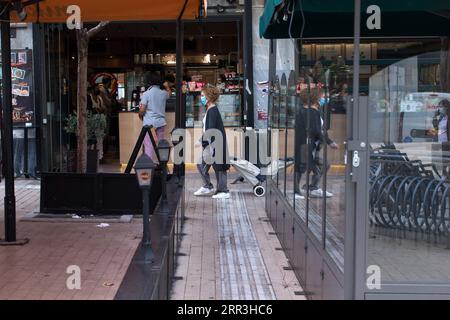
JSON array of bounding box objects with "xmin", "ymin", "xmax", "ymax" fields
[{"xmin": 0, "ymin": 49, "xmax": 34, "ymax": 125}]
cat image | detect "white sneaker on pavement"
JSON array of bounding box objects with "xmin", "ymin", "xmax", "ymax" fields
[
  {"xmin": 310, "ymin": 188, "xmax": 333, "ymax": 198},
  {"xmin": 295, "ymin": 193, "xmax": 305, "ymax": 200},
  {"xmin": 212, "ymin": 192, "xmax": 231, "ymax": 199},
  {"xmin": 194, "ymin": 187, "xmax": 215, "ymax": 196}
]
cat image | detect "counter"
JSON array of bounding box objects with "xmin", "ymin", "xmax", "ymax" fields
[{"xmin": 119, "ymin": 111, "xmax": 175, "ymax": 165}]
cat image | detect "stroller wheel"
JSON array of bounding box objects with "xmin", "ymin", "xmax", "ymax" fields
[{"xmin": 253, "ymin": 185, "xmax": 265, "ymax": 197}]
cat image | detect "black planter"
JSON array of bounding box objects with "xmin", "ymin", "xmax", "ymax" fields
[
  {"xmin": 40, "ymin": 171, "xmax": 163, "ymax": 215},
  {"xmin": 87, "ymin": 149, "xmax": 98, "ymax": 173}
]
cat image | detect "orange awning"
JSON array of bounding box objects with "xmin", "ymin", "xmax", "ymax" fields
[{"xmin": 12, "ymin": 0, "xmax": 203, "ymax": 23}]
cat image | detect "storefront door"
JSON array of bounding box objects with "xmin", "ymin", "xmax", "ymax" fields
[
  {"xmin": 361, "ymin": 48, "xmax": 450, "ymax": 299},
  {"xmin": 352, "ymin": 0, "xmax": 450, "ymax": 299}
]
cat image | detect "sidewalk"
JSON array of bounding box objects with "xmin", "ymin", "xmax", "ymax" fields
[
  {"xmin": 171, "ymin": 174, "xmax": 305, "ymax": 300},
  {"xmin": 0, "ymin": 176, "xmax": 305, "ymax": 300},
  {"xmin": 0, "ymin": 179, "xmax": 142, "ymax": 300}
]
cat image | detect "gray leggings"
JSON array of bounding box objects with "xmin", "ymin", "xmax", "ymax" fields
[{"xmin": 197, "ymin": 155, "xmax": 229, "ymax": 193}]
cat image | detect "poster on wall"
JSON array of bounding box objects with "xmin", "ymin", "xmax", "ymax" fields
[{"xmin": 0, "ymin": 49, "xmax": 34, "ymax": 126}]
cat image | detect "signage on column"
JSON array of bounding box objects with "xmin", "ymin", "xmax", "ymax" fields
[{"xmin": 2, "ymin": 49, "xmax": 35, "ymax": 125}]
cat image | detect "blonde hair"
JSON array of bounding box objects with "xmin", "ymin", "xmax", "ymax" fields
[{"xmin": 202, "ymin": 85, "xmax": 221, "ymax": 104}]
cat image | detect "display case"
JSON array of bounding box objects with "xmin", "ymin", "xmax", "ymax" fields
[{"xmin": 185, "ymin": 92, "xmax": 242, "ymax": 128}]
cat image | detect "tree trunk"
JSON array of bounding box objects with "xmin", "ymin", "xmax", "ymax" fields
[
  {"xmin": 75, "ymin": 22, "xmax": 109, "ymax": 173},
  {"xmin": 76, "ymin": 29, "xmax": 88, "ymax": 173}
]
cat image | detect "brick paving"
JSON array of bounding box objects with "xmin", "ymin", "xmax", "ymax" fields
[{"xmin": 0, "ymin": 179, "xmax": 142, "ymax": 300}]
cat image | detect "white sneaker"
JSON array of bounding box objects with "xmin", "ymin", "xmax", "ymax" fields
[
  {"xmin": 310, "ymin": 188, "xmax": 333, "ymax": 198},
  {"xmin": 212, "ymin": 192, "xmax": 231, "ymax": 199},
  {"xmin": 295, "ymin": 193, "xmax": 305, "ymax": 200},
  {"xmin": 194, "ymin": 187, "xmax": 215, "ymax": 196}
]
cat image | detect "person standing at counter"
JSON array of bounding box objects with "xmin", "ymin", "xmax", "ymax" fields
[
  {"xmin": 194, "ymin": 85, "xmax": 230, "ymax": 199},
  {"xmin": 139, "ymin": 73, "xmax": 171, "ymax": 162}
]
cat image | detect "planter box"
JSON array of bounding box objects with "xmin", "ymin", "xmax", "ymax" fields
[{"xmin": 40, "ymin": 172, "xmax": 162, "ymax": 215}]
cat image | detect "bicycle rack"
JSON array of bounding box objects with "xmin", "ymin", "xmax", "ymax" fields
[{"xmin": 369, "ymin": 152, "xmax": 450, "ymax": 241}]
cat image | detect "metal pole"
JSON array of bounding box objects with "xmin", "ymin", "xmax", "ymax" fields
[
  {"xmin": 175, "ymin": 19, "xmax": 184, "ymax": 130},
  {"xmin": 344, "ymin": 0, "xmax": 361, "ymax": 300},
  {"xmin": 1, "ymin": 3, "xmax": 16, "ymax": 242},
  {"xmin": 32, "ymin": 24, "xmax": 43, "ymax": 175},
  {"xmin": 24, "ymin": 127, "xmax": 29, "ymax": 178},
  {"xmin": 243, "ymin": 0, "xmax": 254, "ymax": 128},
  {"xmin": 142, "ymin": 189, "xmax": 150, "ymax": 246},
  {"xmin": 162, "ymin": 165, "xmax": 167, "ymax": 201},
  {"xmin": 175, "ymin": 18, "xmax": 185, "ymax": 179}
]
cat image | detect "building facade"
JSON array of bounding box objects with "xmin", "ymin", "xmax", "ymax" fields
[{"xmin": 262, "ymin": 0, "xmax": 450, "ymax": 299}]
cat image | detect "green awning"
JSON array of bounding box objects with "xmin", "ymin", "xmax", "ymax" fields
[{"xmin": 260, "ymin": 0, "xmax": 450, "ymax": 39}]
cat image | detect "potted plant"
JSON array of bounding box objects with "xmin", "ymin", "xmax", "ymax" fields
[{"xmin": 64, "ymin": 111, "xmax": 107, "ymax": 172}]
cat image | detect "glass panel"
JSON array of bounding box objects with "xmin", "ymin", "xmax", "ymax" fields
[
  {"xmin": 304, "ymin": 81, "xmax": 325, "ymax": 245},
  {"xmin": 278, "ymin": 73, "xmax": 288, "ymax": 195},
  {"xmin": 270, "ymin": 76, "xmax": 280, "ymax": 183},
  {"xmin": 367, "ymin": 39, "xmax": 450, "ymax": 284},
  {"xmin": 324, "ymin": 57, "xmax": 349, "ymax": 271},
  {"xmin": 286, "ymin": 71, "xmax": 297, "ymax": 205},
  {"xmin": 293, "ymin": 61, "xmax": 349, "ymax": 269},
  {"xmin": 293, "ymin": 73, "xmax": 325, "ymax": 243}
]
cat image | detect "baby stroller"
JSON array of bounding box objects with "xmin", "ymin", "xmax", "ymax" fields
[{"xmin": 230, "ymin": 159, "xmax": 267, "ymax": 197}]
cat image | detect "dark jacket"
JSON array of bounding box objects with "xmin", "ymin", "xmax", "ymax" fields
[{"xmin": 202, "ymin": 105, "xmax": 230, "ymax": 172}]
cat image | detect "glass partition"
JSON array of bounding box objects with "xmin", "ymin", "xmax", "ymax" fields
[
  {"xmin": 286, "ymin": 71, "xmax": 296, "ymax": 203},
  {"xmin": 291, "ymin": 62, "xmax": 349, "ymax": 269},
  {"xmin": 367, "ymin": 42, "xmax": 450, "ymax": 284},
  {"xmin": 270, "ymin": 76, "xmax": 280, "ymax": 184},
  {"xmin": 278, "ymin": 74, "xmax": 288, "ymax": 195}
]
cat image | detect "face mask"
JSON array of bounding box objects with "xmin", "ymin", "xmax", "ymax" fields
[
  {"xmin": 200, "ymin": 96, "xmax": 208, "ymax": 106},
  {"xmin": 319, "ymin": 97, "xmax": 327, "ymax": 107}
]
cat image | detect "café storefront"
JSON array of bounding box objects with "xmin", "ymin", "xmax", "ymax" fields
[{"xmin": 261, "ymin": 0, "xmax": 450, "ymax": 299}]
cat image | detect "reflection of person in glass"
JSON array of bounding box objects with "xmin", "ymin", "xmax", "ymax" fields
[
  {"xmin": 294, "ymin": 87, "xmax": 338, "ymax": 199},
  {"xmin": 432, "ymin": 99, "xmax": 450, "ymax": 178}
]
